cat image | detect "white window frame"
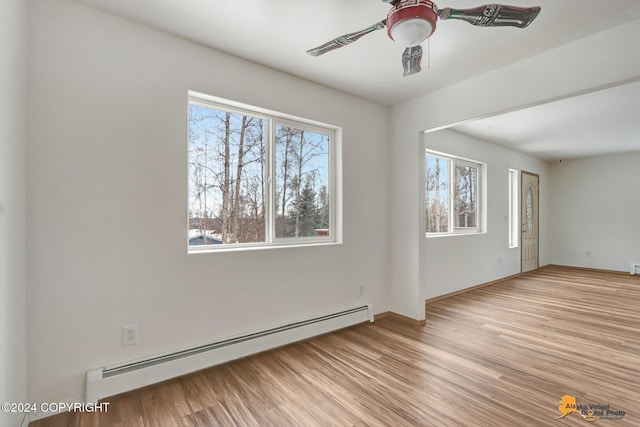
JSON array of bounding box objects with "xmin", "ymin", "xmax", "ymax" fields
[
  {"xmin": 425, "ymin": 149, "xmax": 485, "ymax": 237},
  {"xmin": 188, "ymin": 91, "xmax": 342, "ymax": 253},
  {"xmin": 508, "ymin": 168, "xmax": 519, "ymax": 248}
]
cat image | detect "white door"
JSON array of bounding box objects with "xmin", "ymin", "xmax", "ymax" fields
[{"xmin": 521, "ymin": 171, "xmax": 539, "ymax": 272}]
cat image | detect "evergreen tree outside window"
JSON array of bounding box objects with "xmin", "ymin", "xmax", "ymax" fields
[
  {"xmin": 274, "ymin": 124, "xmax": 330, "ymax": 239},
  {"xmin": 188, "ymin": 92, "xmax": 340, "ymax": 251}
]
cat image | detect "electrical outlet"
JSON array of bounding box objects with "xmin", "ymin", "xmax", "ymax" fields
[{"xmin": 123, "ymin": 325, "xmax": 138, "ymax": 346}]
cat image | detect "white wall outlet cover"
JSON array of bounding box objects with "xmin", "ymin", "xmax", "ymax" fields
[{"xmin": 122, "ymin": 325, "xmax": 138, "ymax": 346}]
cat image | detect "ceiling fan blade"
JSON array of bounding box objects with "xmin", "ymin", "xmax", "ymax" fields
[
  {"xmin": 306, "ymin": 21, "xmax": 386, "ymax": 56},
  {"xmin": 402, "ymin": 45, "xmax": 423, "ymax": 77},
  {"xmin": 438, "ymin": 4, "xmax": 541, "ymax": 28}
]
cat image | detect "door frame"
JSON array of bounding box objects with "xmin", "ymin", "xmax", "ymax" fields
[{"xmin": 521, "ymin": 170, "xmax": 539, "ymax": 273}]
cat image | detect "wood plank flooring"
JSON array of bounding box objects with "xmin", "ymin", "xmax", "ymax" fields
[{"xmin": 31, "ymin": 266, "xmax": 640, "ymax": 426}]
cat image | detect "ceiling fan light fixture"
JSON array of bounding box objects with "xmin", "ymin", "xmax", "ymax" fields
[
  {"xmin": 390, "ymin": 18, "xmax": 433, "ymax": 47},
  {"xmin": 387, "ymin": 0, "xmax": 438, "ymax": 47}
]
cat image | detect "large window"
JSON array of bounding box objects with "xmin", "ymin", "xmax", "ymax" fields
[
  {"xmin": 425, "ymin": 150, "xmax": 484, "ymax": 235},
  {"xmin": 188, "ymin": 92, "xmax": 340, "ymax": 251}
]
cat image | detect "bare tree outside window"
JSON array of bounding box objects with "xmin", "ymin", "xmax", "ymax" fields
[
  {"xmin": 425, "ymin": 155, "xmax": 449, "ymax": 233},
  {"xmin": 188, "ymin": 104, "xmax": 266, "ymax": 245},
  {"xmin": 454, "ymin": 164, "xmax": 478, "ymax": 229}
]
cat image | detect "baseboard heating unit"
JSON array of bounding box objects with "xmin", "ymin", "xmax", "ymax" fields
[{"xmin": 86, "ymin": 304, "xmax": 373, "ymax": 402}]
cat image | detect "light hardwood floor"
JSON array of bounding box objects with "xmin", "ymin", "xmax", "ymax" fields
[{"xmin": 31, "ymin": 266, "xmax": 640, "ymax": 426}]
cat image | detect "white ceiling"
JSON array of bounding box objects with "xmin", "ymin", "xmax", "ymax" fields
[
  {"xmin": 70, "ymin": 0, "xmax": 640, "ymax": 161},
  {"xmin": 453, "ymin": 80, "xmax": 640, "ymax": 161},
  {"xmin": 72, "ymin": 0, "xmax": 640, "ymax": 106}
]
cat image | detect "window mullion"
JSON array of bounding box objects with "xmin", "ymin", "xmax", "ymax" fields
[
  {"xmin": 449, "ymin": 159, "xmax": 455, "ymax": 233},
  {"xmin": 265, "ymin": 118, "xmax": 275, "ymax": 244},
  {"xmin": 328, "ymin": 132, "xmax": 337, "ymax": 240},
  {"xmin": 475, "ymin": 165, "xmax": 480, "ymax": 229}
]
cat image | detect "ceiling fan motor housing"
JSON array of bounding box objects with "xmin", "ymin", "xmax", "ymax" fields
[{"xmin": 387, "ymin": 0, "xmax": 438, "ymax": 47}]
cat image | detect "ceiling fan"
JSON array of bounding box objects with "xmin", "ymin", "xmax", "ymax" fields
[{"xmin": 307, "ymin": 0, "xmax": 541, "ymax": 76}]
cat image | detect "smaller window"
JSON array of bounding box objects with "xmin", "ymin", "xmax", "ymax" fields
[
  {"xmin": 425, "ymin": 150, "xmax": 484, "ymax": 236},
  {"xmin": 508, "ymin": 168, "xmax": 519, "ymax": 248}
]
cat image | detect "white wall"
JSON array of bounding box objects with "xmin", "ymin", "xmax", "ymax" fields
[
  {"xmin": 390, "ymin": 19, "xmax": 640, "ymax": 320},
  {"xmin": 549, "ymin": 152, "xmax": 640, "ymax": 271},
  {"xmin": 27, "ymin": 0, "xmax": 390, "ymax": 405},
  {"xmin": 0, "ymin": 0, "xmax": 27, "ymax": 426},
  {"xmin": 423, "ymin": 130, "xmax": 548, "ymax": 299}
]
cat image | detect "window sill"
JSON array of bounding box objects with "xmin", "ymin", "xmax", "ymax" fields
[
  {"xmin": 188, "ymin": 240, "xmax": 342, "ymax": 255},
  {"xmin": 425, "ymin": 231, "xmax": 486, "ymax": 239}
]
